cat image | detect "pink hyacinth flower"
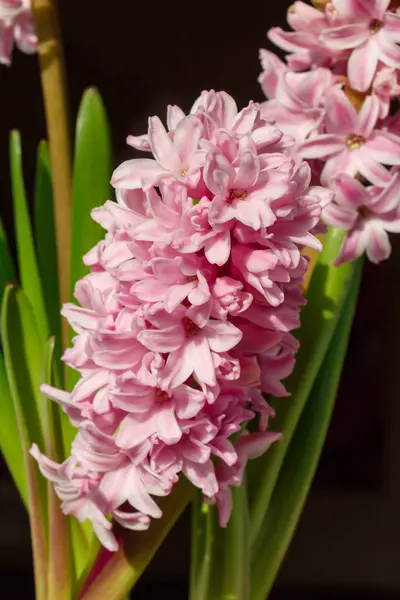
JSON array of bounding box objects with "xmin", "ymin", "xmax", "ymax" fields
[
  {"xmin": 322, "ymin": 0, "xmax": 400, "ymax": 92},
  {"xmin": 324, "ymin": 170, "xmax": 400, "ymax": 264},
  {"xmin": 299, "ymin": 88, "xmax": 400, "ymax": 186},
  {"xmin": 0, "ymin": 0, "xmax": 36, "ymax": 65}
]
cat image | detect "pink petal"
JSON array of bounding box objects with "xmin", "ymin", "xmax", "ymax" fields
[
  {"xmin": 299, "ymin": 134, "xmax": 344, "ymax": 159},
  {"xmin": 366, "ymin": 224, "xmax": 391, "ymax": 263},
  {"xmin": 332, "ymin": 173, "xmax": 370, "ymax": 208},
  {"xmin": 116, "ymin": 413, "xmax": 157, "ymax": 448},
  {"xmin": 205, "ymin": 231, "xmax": 231, "ymax": 266},
  {"xmin": 335, "ymin": 229, "xmax": 367, "ymax": 265},
  {"xmin": 204, "ymin": 151, "xmax": 235, "ymax": 195},
  {"xmin": 111, "ymin": 159, "xmax": 165, "ymax": 190},
  {"xmin": 173, "ymin": 115, "xmax": 203, "ymax": 164},
  {"xmin": 323, "ymin": 202, "xmax": 357, "ymax": 229},
  {"xmin": 165, "ymin": 282, "xmax": 196, "ymax": 313},
  {"xmin": 148, "ymin": 116, "xmax": 181, "ymax": 171},
  {"xmin": 127, "ymin": 468, "xmax": 162, "ymax": 518},
  {"xmin": 137, "ymin": 325, "xmax": 184, "ymax": 352},
  {"xmin": 326, "ymin": 88, "xmax": 357, "ymax": 135},
  {"xmin": 167, "ymin": 105, "xmax": 186, "ymax": 131},
  {"xmin": 236, "ymin": 431, "xmax": 282, "ymax": 460},
  {"xmin": 357, "ymin": 95, "xmax": 380, "ymax": 137},
  {"xmin": 372, "ymin": 171, "xmax": 400, "ymax": 213},
  {"xmin": 376, "ymin": 33, "xmax": 400, "ymax": 68},
  {"xmin": 72, "ymin": 370, "xmax": 109, "ymax": 403},
  {"xmin": 235, "ymin": 137, "xmax": 260, "ymax": 189},
  {"xmin": 365, "ymin": 132, "xmax": 400, "ymax": 165},
  {"xmin": 132, "ymin": 278, "xmax": 167, "ymax": 302},
  {"xmin": 183, "ymin": 460, "xmax": 218, "ymax": 497},
  {"xmin": 156, "ymin": 403, "xmax": 182, "ymax": 444},
  {"xmin": 384, "ymin": 13, "xmax": 400, "ymax": 41},
  {"xmin": 191, "ymin": 337, "xmax": 216, "ymax": 387},
  {"xmin": 321, "ymin": 23, "xmax": 368, "ymax": 50},
  {"xmin": 355, "ymin": 149, "xmax": 392, "ymax": 185},
  {"xmin": 205, "ymin": 320, "xmax": 243, "ymax": 352},
  {"xmin": 126, "ymin": 134, "xmax": 151, "ymax": 151},
  {"xmin": 348, "ymin": 40, "xmax": 379, "ymax": 92}
]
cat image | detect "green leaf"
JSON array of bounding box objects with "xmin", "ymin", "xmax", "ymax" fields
[
  {"xmin": 34, "ymin": 142, "xmax": 61, "ymax": 357},
  {"xmin": 250, "ymin": 258, "xmax": 363, "ymax": 600},
  {"xmin": 0, "ymin": 352, "xmax": 27, "ymax": 505},
  {"xmin": 68, "ymin": 88, "xmax": 112, "ymax": 392},
  {"xmin": 70, "ymin": 87, "xmax": 112, "ymax": 296},
  {"xmin": 0, "ymin": 216, "xmax": 16, "ymax": 307},
  {"xmin": 1, "ymin": 285, "xmax": 48, "ymax": 600},
  {"xmin": 10, "ymin": 131, "xmax": 49, "ymax": 343},
  {"xmin": 248, "ymin": 228, "xmax": 355, "ymax": 539},
  {"xmin": 190, "ymin": 485, "xmax": 250, "ymax": 600}
]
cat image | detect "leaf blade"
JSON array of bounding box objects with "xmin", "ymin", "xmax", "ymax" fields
[
  {"xmin": 1, "ymin": 284, "xmax": 48, "ymax": 600},
  {"xmin": 250, "ymin": 258, "xmax": 363, "ymax": 600},
  {"xmin": 70, "ymin": 87, "xmax": 112, "ymax": 295},
  {"xmin": 248, "ymin": 228, "xmax": 354, "ymax": 539},
  {"xmin": 0, "ymin": 352, "xmax": 27, "ymax": 505},
  {"xmin": 10, "ymin": 131, "xmax": 48, "ymax": 343},
  {"xmin": 34, "ymin": 141, "xmax": 62, "ymax": 356}
]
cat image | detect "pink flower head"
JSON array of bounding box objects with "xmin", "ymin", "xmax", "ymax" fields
[
  {"xmin": 0, "ymin": 0, "xmax": 36, "ymax": 65},
  {"xmin": 259, "ymin": 49, "xmax": 337, "ymax": 143},
  {"xmin": 321, "ymin": 0, "xmax": 400, "ymax": 92},
  {"xmin": 324, "ymin": 169, "xmax": 400, "ymax": 263},
  {"xmin": 299, "ymin": 88, "xmax": 400, "ymax": 186},
  {"xmin": 32, "ymin": 89, "xmax": 330, "ymax": 549}
]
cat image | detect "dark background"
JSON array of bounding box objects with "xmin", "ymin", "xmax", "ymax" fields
[{"xmin": 1, "ymin": 1, "xmax": 400, "ymax": 598}]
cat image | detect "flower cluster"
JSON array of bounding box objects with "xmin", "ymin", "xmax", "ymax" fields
[
  {"xmin": 31, "ymin": 90, "xmax": 331, "ymax": 551},
  {"xmin": 0, "ymin": 0, "xmax": 36, "ymax": 65},
  {"xmin": 261, "ymin": 0, "xmax": 400, "ymax": 263}
]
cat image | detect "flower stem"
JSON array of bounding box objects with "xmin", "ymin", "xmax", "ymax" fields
[{"xmin": 31, "ymin": 0, "xmax": 72, "ymax": 348}]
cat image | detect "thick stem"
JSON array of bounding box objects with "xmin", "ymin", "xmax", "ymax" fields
[{"xmin": 31, "ymin": 0, "xmax": 72, "ymax": 348}]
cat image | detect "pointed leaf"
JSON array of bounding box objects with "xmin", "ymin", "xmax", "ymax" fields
[
  {"xmin": 70, "ymin": 87, "xmax": 112, "ymax": 294},
  {"xmin": 251, "ymin": 258, "xmax": 363, "ymax": 600},
  {"xmin": 34, "ymin": 142, "xmax": 62, "ymax": 356},
  {"xmin": 248, "ymin": 228, "xmax": 355, "ymax": 538},
  {"xmin": 190, "ymin": 485, "xmax": 250, "ymax": 600},
  {"xmin": 0, "ymin": 352, "xmax": 27, "ymax": 505},
  {"xmin": 1, "ymin": 285, "xmax": 48, "ymax": 600},
  {"xmin": 10, "ymin": 131, "xmax": 48, "ymax": 343},
  {"xmin": 68, "ymin": 88, "xmax": 112, "ymax": 392}
]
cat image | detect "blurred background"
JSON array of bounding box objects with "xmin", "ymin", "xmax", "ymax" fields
[{"xmin": 1, "ymin": 0, "xmax": 400, "ymax": 598}]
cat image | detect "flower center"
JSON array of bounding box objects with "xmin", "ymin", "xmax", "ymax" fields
[
  {"xmin": 155, "ymin": 388, "xmax": 169, "ymax": 403},
  {"xmin": 182, "ymin": 317, "xmax": 200, "ymax": 338},
  {"xmin": 228, "ymin": 188, "xmax": 247, "ymax": 203},
  {"xmin": 180, "ymin": 169, "xmax": 187, "ymax": 177},
  {"xmin": 369, "ymin": 19, "xmax": 383, "ymax": 34},
  {"xmin": 346, "ymin": 134, "xmax": 365, "ymax": 150},
  {"xmin": 186, "ymin": 275, "xmax": 197, "ymax": 282},
  {"xmin": 358, "ymin": 206, "xmax": 370, "ymax": 219}
]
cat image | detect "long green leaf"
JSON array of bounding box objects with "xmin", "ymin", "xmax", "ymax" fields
[
  {"xmin": 34, "ymin": 142, "xmax": 62, "ymax": 357},
  {"xmin": 0, "ymin": 352, "xmax": 27, "ymax": 505},
  {"xmin": 190, "ymin": 485, "xmax": 250, "ymax": 600},
  {"xmin": 1, "ymin": 285, "xmax": 48, "ymax": 600},
  {"xmin": 42, "ymin": 337, "xmax": 73, "ymax": 600},
  {"xmin": 248, "ymin": 228, "xmax": 354, "ymax": 539},
  {"xmin": 70, "ymin": 87, "xmax": 112, "ymax": 296},
  {"xmin": 10, "ymin": 131, "xmax": 48, "ymax": 343},
  {"xmin": 251, "ymin": 258, "xmax": 363, "ymax": 600},
  {"xmin": 0, "ymin": 216, "xmax": 16, "ymax": 307},
  {"xmin": 67, "ymin": 88, "xmax": 112, "ymax": 393}
]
